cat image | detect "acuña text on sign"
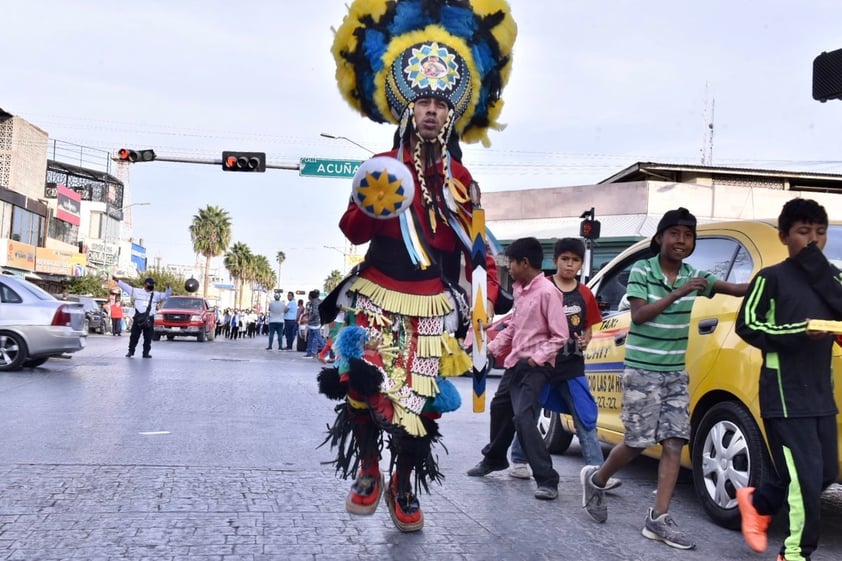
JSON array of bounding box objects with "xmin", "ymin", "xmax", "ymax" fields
[{"xmin": 299, "ymin": 158, "xmax": 363, "ymax": 178}]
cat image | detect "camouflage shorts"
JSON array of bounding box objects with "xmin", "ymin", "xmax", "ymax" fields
[{"xmin": 620, "ymin": 367, "xmax": 690, "ymax": 448}]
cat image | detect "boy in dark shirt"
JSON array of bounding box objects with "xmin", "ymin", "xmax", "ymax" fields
[{"xmin": 736, "ymin": 198, "xmax": 841, "ymax": 561}]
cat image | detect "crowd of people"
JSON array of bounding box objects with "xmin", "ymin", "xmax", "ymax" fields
[
  {"xmin": 215, "ymin": 306, "xmax": 285, "ymax": 340},
  {"xmin": 212, "ymin": 290, "xmax": 327, "ymax": 358},
  {"xmin": 310, "ymin": 3, "xmax": 840, "ymax": 559}
]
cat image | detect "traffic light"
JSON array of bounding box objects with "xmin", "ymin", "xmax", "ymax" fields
[
  {"xmin": 222, "ymin": 151, "xmax": 266, "ymax": 172},
  {"xmin": 579, "ymin": 218, "xmax": 601, "ymax": 240},
  {"xmin": 813, "ymin": 48, "xmax": 842, "ymax": 102},
  {"xmin": 116, "ymin": 148, "xmax": 157, "ymax": 162}
]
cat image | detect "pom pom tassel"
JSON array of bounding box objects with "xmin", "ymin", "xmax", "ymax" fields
[{"xmin": 317, "ymin": 366, "xmax": 347, "ymax": 400}]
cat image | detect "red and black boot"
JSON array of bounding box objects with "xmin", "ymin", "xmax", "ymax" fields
[
  {"xmin": 385, "ymin": 472, "xmax": 424, "ymax": 532},
  {"xmin": 345, "ymin": 463, "xmax": 383, "ymax": 515}
]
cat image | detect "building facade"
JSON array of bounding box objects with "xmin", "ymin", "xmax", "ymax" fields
[
  {"xmin": 484, "ymin": 162, "xmax": 842, "ymax": 277},
  {"xmin": 0, "ymin": 108, "xmax": 145, "ymax": 292}
]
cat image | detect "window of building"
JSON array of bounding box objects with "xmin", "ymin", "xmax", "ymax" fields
[
  {"xmin": 48, "ymin": 217, "xmax": 79, "ymax": 245},
  {"xmin": 89, "ymin": 211, "xmax": 102, "ymax": 239},
  {"xmin": 0, "ymin": 201, "xmax": 12, "ymax": 238},
  {"xmin": 88, "ymin": 211, "xmax": 119, "ymax": 241},
  {"xmin": 10, "ymin": 205, "xmax": 44, "ymax": 246}
]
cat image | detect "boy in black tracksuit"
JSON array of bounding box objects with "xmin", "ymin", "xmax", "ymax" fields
[{"xmin": 735, "ymin": 198, "xmax": 840, "ymax": 561}]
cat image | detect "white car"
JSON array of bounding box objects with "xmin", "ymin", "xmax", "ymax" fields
[{"xmin": 0, "ymin": 276, "xmax": 87, "ymax": 370}]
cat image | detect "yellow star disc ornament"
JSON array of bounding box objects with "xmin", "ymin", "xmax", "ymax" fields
[{"xmin": 352, "ymin": 156, "xmax": 416, "ymax": 219}]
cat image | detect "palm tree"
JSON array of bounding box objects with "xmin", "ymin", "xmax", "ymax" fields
[
  {"xmin": 224, "ymin": 242, "xmax": 253, "ymax": 309},
  {"xmin": 324, "ymin": 269, "xmax": 343, "ymax": 293},
  {"xmin": 250, "ymin": 254, "xmax": 274, "ymax": 308},
  {"xmin": 275, "ymin": 250, "xmax": 286, "ymax": 289},
  {"xmin": 189, "ymin": 205, "xmax": 232, "ymax": 297}
]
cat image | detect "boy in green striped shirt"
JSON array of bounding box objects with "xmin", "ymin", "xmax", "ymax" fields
[{"xmin": 580, "ymin": 207, "xmax": 747, "ymax": 550}]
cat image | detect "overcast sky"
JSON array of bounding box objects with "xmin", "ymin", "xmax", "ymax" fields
[{"xmin": 5, "ymin": 1, "xmax": 842, "ymax": 290}]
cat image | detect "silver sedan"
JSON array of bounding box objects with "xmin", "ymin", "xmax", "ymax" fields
[{"xmin": 0, "ymin": 275, "xmax": 86, "ymax": 370}]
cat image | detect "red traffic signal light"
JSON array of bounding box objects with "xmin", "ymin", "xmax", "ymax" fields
[
  {"xmin": 579, "ymin": 218, "xmax": 601, "ymax": 240},
  {"xmin": 222, "ymin": 151, "xmax": 266, "ymax": 172},
  {"xmin": 116, "ymin": 148, "xmax": 156, "ymax": 162}
]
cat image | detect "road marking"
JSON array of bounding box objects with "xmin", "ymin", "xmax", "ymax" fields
[{"xmin": 138, "ymin": 431, "xmax": 171, "ymax": 436}]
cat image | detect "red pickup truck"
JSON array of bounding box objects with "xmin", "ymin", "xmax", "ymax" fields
[{"xmin": 152, "ymin": 296, "xmax": 216, "ymax": 342}]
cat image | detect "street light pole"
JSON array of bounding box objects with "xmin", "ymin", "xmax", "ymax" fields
[
  {"xmin": 120, "ymin": 202, "xmax": 151, "ymax": 211},
  {"xmin": 320, "ymin": 133, "xmax": 375, "ymax": 155},
  {"xmin": 324, "ymin": 244, "xmax": 351, "ymax": 274}
]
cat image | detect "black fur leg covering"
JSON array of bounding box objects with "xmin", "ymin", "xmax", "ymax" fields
[
  {"xmin": 319, "ymin": 402, "xmax": 383, "ymax": 480},
  {"xmin": 388, "ymin": 416, "xmax": 446, "ymax": 495}
]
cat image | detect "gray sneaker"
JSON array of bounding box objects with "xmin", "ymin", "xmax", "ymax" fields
[
  {"xmin": 466, "ymin": 460, "xmax": 508, "ymax": 477},
  {"xmin": 641, "ymin": 508, "xmax": 696, "ymax": 550},
  {"xmin": 580, "ymin": 465, "xmax": 607, "ymax": 523},
  {"xmin": 534, "ymin": 486, "xmax": 558, "ymax": 500}
]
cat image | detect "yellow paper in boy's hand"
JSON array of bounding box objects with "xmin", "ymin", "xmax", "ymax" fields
[{"xmin": 806, "ymin": 319, "xmax": 842, "ymax": 333}]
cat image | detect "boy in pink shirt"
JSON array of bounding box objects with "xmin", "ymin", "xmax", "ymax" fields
[{"xmin": 467, "ymin": 237, "xmax": 569, "ymax": 499}]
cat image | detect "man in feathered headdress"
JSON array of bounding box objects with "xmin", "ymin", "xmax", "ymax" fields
[{"xmin": 317, "ymin": 0, "xmax": 516, "ymax": 532}]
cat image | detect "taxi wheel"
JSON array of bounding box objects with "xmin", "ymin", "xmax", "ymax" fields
[
  {"xmin": 537, "ymin": 408, "xmax": 574, "ymax": 454},
  {"xmin": 691, "ymin": 401, "xmax": 771, "ymax": 530}
]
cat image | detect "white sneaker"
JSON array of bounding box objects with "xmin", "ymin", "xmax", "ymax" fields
[{"xmin": 508, "ymin": 462, "xmax": 531, "ymax": 479}]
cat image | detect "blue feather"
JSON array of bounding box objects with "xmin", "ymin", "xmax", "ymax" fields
[
  {"xmin": 391, "ymin": 1, "xmax": 435, "ymax": 35},
  {"xmin": 335, "ymin": 326, "xmax": 368, "ymax": 371},
  {"xmin": 430, "ymin": 377, "xmax": 462, "ymax": 413},
  {"xmin": 441, "ymin": 5, "xmax": 476, "ymax": 38},
  {"xmin": 363, "ymin": 30, "xmax": 387, "ymax": 72},
  {"xmin": 472, "ymin": 42, "xmax": 494, "ymax": 75}
]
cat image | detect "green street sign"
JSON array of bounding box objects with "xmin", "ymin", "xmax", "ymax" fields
[{"xmin": 299, "ymin": 158, "xmax": 363, "ymax": 179}]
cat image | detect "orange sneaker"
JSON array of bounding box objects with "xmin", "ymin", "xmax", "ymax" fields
[
  {"xmin": 736, "ymin": 487, "xmax": 771, "ymax": 552},
  {"xmin": 345, "ymin": 473, "xmax": 383, "ymax": 515},
  {"xmin": 385, "ymin": 474, "xmax": 424, "ymax": 532}
]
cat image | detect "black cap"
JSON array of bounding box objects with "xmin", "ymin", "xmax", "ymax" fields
[
  {"xmin": 144, "ymin": 277, "xmax": 155, "ymax": 285},
  {"xmin": 650, "ymin": 207, "xmax": 697, "ymax": 255}
]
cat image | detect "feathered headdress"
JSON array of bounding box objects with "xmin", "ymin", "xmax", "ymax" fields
[{"xmin": 332, "ymin": 0, "xmax": 517, "ymax": 147}]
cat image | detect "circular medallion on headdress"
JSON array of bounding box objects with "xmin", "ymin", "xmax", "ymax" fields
[
  {"xmin": 351, "ymin": 156, "xmax": 416, "ymax": 219},
  {"xmin": 385, "ymin": 41, "xmax": 472, "ymax": 121}
]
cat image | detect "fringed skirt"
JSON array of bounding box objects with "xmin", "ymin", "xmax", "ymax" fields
[{"xmin": 336, "ymin": 274, "xmax": 471, "ymax": 436}]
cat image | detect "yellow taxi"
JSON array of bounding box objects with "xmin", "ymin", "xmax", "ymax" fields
[{"xmin": 538, "ymin": 219, "xmax": 842, "ymax": 529}]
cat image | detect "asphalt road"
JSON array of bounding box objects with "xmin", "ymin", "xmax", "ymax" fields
[{"xmin": 1, "ymin": 332, "xmax": 840, "ymax": 560}]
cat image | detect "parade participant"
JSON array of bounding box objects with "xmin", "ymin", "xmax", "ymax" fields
[
  {"xmin": 736, "ymin": 198, "xmax": 841, "ymax": 561},
  {"xmin": 580, "ymin": 208, "xmax": 747, "ymax": 550},
  {"xmin": 317, "ymin": 0, "xmax": 516, "ymax": 532},
  {"xmin": 467, "ymin": 237, "xmax": 569, "ymax": 501}
]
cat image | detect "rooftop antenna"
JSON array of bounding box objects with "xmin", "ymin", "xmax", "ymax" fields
[{"xmin": 701, "ymin": 82, "xmax": 715, "ymax": 165}]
